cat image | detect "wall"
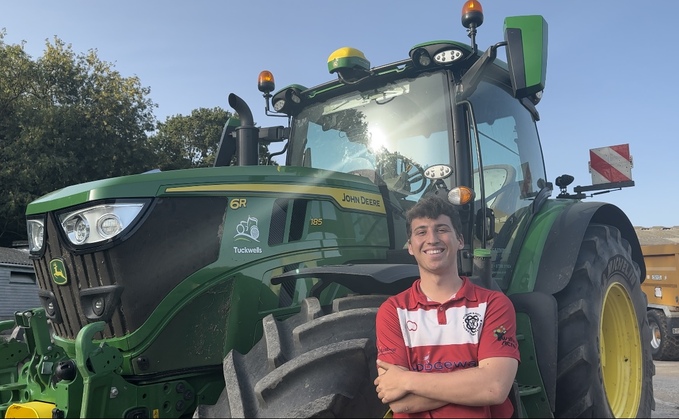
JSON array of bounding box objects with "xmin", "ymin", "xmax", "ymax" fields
[{"xmin": 0, "ymin": 248, "xmax": 40, "ymax": 321}]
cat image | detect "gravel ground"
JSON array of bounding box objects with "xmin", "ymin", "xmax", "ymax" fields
[{"xmin": 652, "ymin": 360, "xmax": 679, "ymax": 418}]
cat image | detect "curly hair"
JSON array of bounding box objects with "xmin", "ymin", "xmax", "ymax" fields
[{"xmin": 406, "ymin": 196, "xmax": 463, "ymax": 240}]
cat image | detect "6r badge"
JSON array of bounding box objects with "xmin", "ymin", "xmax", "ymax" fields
[{"xmin": 50, "ymin": 259, "xmax": 68, "ymax": 285}]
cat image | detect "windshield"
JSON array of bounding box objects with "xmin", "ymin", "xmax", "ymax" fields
[{"xmin": 288, "ymin": 72, "xmax": 451, "ymax": 203}]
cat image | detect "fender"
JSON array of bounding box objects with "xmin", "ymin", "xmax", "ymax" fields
[{"xmin": 534, "ymin": 201, "xmax": 645, "ymax": 295}]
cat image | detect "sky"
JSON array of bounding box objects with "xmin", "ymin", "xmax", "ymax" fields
[{"xmin": 3, "ymin": 0, "xmax": 678, "ymax": 228}]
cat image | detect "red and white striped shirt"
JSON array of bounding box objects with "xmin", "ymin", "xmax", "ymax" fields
[{"xmin": 376, "ymin": 277, "xmax": 520, "ymax": 418}]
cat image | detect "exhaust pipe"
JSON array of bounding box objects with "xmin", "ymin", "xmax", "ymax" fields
[{"xmin": 228, "ymin": 93, "xmax": 259, "ymax": 166}]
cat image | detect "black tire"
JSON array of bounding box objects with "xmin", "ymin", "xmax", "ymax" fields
[
  {"xmin": 554, "ymin": 224, "xmax": 654, "ymax": 418},
  {"xmin": 648, "ymin": 309, "xmax": 679, "ymax": 361},
  {"xmin": 194, "ymin": 295, "xmax": 389, "ymax": 418}
]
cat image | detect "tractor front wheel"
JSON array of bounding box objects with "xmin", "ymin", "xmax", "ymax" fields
[
  {"xmin": 554, "ymin": 224, "xmax": 654, "ymax": 418},
  {"xmin": 194, "ymin": 295, "xmax": 389, "ymax": 418}
]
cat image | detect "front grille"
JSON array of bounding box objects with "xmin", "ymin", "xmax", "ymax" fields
[
  {"xmin": 35, "ymin": 196, "xmax": 227, "ymax": 339},
  {"xmin": 35, "ymin": 234, "xmax": 123, "ymax": 338}
]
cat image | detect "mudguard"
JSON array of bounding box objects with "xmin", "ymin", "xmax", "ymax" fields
[{"xmin": 534, "ymin": 201, "xmax": 645, "ymax": 295}]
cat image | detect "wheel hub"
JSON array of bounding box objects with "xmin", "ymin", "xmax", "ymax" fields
[
  {"xmin": 600, "ymin": 282, "xmax": 642, "ymax": 417},
  {"xmin": 649, "ymin": 322, "xmax": 661, "ymax": 350}
]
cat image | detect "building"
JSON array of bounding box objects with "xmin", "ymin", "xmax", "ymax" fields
[
  {"xmin": 635, "ymin": 226, "xmax": 679, "ymax": 246},
  {"xmin": 0, "ymin": 247, "xmax": 39, "ymax": 321}
]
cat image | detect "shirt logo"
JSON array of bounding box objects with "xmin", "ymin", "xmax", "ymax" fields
[
  {"xmin": 494, "ymin": 325, "xmax": 517, "ymax": 348},
  {"xmin": 494, "ymin": 325, "xmax": 507, "ymax": 340},
  {"xmin": 407, "ymin": 320, "xmax": 418, "ymax": 332},
  {"xmin": 463, "ymin": 312, "xmax": 482, "ymax": 335},
  {"xmin": 412, "ymin": 360, "xmax": 478, "ymax": 372}
]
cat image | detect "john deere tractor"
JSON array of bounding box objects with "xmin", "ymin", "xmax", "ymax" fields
[{"xmin": 0, "ymin": 1, "xmax": 654, "ymax": 417}]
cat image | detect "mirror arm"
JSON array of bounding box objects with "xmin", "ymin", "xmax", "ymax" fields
[{"xmin": 456, "ymin": 42, "xmax": 507, "ymax": 102}]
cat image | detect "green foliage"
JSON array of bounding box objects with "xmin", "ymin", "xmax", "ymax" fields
[
  {"xmin": 0, "ymin": 31, "xmax": 280, "ymax": 247},
  {"xmin": 0, "ymin": 31, "xmax": 157, "ymax": 246},
  {"xmin": 149, "ymin": 107, "xmax": 230, "ymax": 170},
  {"xmin": 149, "ymin": 109, "xmax": 282, "ymax": 169}
]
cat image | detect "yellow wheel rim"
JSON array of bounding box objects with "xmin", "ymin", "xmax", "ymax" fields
[{"xmin": 600, "ymin": 282, "xmax": 642, "ymax": 417}]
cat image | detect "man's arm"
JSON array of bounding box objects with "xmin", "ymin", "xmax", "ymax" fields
[
  {"xmin": 376, "ymin": 365, "xmax": 448, "ymax": 413},
  {"xmin": 376, "ymin": 357, "xmax": 518, "ymax": 406},
  {"xmin": 375, "ymin": 298, "xmax": 410, "ymax": 367},
  {"xmin": 387, "ymin": 393, "xmax": 447, "ymax": 414},
  {"xmin": 375, "ymin": 298, "xmax": 449, "ymax": 413}
]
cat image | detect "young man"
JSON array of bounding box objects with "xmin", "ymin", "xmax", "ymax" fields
[{"xmin": 374, "ymin": 196, "xmax": 520, "ymax": 418}]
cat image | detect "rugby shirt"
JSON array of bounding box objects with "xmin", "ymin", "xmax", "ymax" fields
[{"xmin": 376, "ymin": 277, "xmax": 520, "ymax": 418}]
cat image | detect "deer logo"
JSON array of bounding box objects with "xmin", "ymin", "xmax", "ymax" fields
[{"xmin": 50, "ymin": 259, "xmax": 68, "ymax": 285}]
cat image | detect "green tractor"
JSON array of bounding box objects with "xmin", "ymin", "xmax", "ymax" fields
[{"xmin": 0, "ymin": 1, "xmax": 654, "ymax": 418}]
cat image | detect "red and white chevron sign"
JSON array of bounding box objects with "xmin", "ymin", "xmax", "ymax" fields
[{"xmin": 588, "ymin": 144, "xmax": 633, "ymax": 185}]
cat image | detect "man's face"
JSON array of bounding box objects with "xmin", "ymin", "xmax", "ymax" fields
[{"xmin": 407, "ymin": 214, "xmax": 462, "ymax": 276}]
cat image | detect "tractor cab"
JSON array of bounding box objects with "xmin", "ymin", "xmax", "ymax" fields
[{"xmin": 219, "ymin": 2, "xmax": 549, "ymax": 282}]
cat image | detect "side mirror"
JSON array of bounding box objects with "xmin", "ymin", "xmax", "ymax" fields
[{"xmin": 504, "ymin": 15, "xmax": 548, "ymax": 99}]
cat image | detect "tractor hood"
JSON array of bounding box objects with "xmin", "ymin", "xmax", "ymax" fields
[{"xmin": 26, "ymin": 166, "xmax": 385, "ymax": 216}]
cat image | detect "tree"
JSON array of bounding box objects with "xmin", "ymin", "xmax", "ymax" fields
[
  {"xmin": 0, "ymin": 32, "xmax": 157, "ymax": 247},
  {"xmin": 149, "ymin": 108, "xmax": 283, "ymax": 170},
  {"xmin": 149, "ymin": 107, "xmax": 230, "ymax": 170}
]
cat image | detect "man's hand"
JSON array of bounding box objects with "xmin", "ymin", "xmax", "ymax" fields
[
  {"xmin": 375, "ymin": 361, "xmax": 448, "ymax": 414},
  {"xmin": 374, "ymin": 360, "xmax": 410, "ymax": 404}
]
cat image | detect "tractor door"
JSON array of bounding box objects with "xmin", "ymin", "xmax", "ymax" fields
[{"xmin": 467, "ymin": 81, "xmax": 548, "ymax": 289}]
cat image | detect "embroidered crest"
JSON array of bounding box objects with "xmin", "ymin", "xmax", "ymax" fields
[{"xmin": 463, "ymin": 312, "xmax": 482, "ymax": 335}]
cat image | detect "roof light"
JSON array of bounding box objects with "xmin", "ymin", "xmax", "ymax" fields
[
  {"xmin": 529, "ymin": 90, "xmax": 543, "ymax": 105},
  {"xmin": 434, "ymin": 49, "xmax": 464, "ymax": 64},
  {"xmin": 273, "ymin": 98, "xmax": 286, "ymax": 112},
  {"xmin": 448, "ymin": 186, "xmax": 476, "ymax": 205},
  {"xmin": 412, "ymin": 48, "xmax": 432, "ymax": 67},
  {"xmin": 409, "ymin": 42, "xmax": 470, "ymax": 69},
  {"xmin": 270, "ymin": 84, "xmax": 307, "ymax": 115},
  {"xmin": 258, "ymin": 71, "xmax": 275, "ymax": 95}
]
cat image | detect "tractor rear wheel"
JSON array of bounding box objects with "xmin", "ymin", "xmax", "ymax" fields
[
  {"xmin": 194, "ymin": 295, "xmax": 389, "ymax": 418},
  {"xmin": 554, "ymin": 224, "xmax": 654, "ymax": 418},
  {"xmin": 647, "ymin": 309, "xmax": 679, "ymax": 361}
]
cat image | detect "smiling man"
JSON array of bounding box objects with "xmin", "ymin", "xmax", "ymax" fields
[{"xmin": 374, "ymin": 196, "xmax": 520, "ymax": 418}]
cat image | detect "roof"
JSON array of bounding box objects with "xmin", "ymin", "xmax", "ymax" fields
[
  {"xmin": 634, "ymin": 226, "xmax": 679, "ymax": 246},
  {"xmin": 0, "ymin": 247, "xmax": 33, "ymax": 267}
]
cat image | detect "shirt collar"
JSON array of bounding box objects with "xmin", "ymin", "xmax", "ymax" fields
[{"xmin": 406, "ymin": 276, "xmax": 478, "ymax": 309}]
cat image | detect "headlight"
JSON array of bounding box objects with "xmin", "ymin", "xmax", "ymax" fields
[
  {"xmin": 27, "ymin": 218, "xmax": 46, "ymax": 254},
  {"xmin": 59, "ymin": 202, "xmax": 145, "ymax": 246}
]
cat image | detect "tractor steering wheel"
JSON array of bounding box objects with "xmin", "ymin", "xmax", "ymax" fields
[{"xmin": 389, "ymin": 158, "xmax": 428, "ymax": 196}]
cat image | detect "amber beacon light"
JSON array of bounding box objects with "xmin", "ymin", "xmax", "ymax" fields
[{"xmin": 461, "ymin": 0, "xmax": 484, "ymax": 28}]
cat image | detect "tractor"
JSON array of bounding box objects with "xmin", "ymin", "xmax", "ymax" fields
[{"xmin": 0, "ymin": 1, "xmax": 654, "ymax": 417}]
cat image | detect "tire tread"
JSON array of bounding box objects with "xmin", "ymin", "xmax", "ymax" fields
[
  {"xmin": 195, "ymin": 295, "xmax": 388, "ymax": 418},
  {"xmin": 554, "ymin": 224, "xmax": 654, "ymax": 418}
]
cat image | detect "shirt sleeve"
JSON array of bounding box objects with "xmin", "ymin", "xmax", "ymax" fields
[
  {"xmin": 478, "ymin": 291, "xmax": 521, "ymax": 362},
  {"xmin": 375, "ymin": 297, "xmax": 410, "ymax": 368}
]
